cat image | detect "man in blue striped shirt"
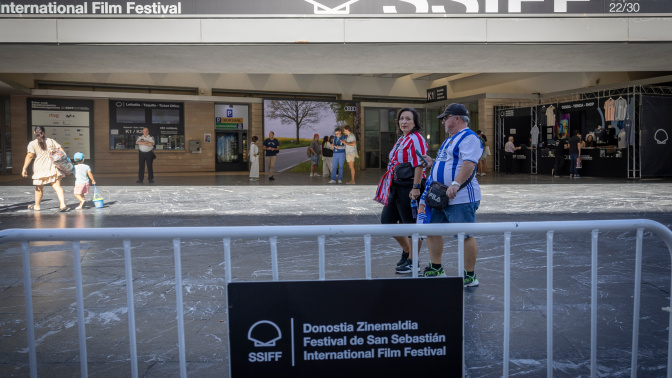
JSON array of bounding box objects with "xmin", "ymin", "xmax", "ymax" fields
[{"xmin": 419, "ymin": 103, "xmax": 482, "ymax": 287}]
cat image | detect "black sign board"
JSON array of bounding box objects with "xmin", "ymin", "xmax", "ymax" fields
[
  {"xmin": 228, "ymin": 278, "xmax": 462, "ymax": 377},
  {"xmin": 558, "ymin": 99, "xmax": 599, "ymax": 113},
  {"xmin": 2, "ymin": 0, "xmax": 670, "ymax": 16},
  {"xmin": 498, "ymin": 107, "xmax": 531, "ymax": 118},
  {"xmin": 641, "ymin": 95, "xmax": 672, "ymax": 177},
  {"xmin": 427, "ymin": 86, "xmax": 447, "ymax": 103}
]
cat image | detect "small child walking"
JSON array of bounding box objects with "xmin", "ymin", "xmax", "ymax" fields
[{"xmin": 73, "ymin": 152, "xmax": 96, "ymax": 210}]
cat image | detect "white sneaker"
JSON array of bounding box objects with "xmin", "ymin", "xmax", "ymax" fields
[
  {"xmin": 481, "ymin": 173, "xmax": 486, "ymax": 176},
  {"xmin": 338, "ymin": 180, "xmax": 342, "ymax": 184},
  {"xmin": 314, "ymin": 173, "xmax": 321, "ymax": 177},
  {"xmin": 328, "ymin": 180, "xmax": 336, "ymax": 184}
]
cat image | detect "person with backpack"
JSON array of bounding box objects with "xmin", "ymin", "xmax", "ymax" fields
[{"xmin": 321, "ymin": 135, "xmax": 333, "ymax": 177}]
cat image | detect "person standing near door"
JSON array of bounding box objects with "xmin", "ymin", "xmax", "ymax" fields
[
  {"xmin": 342, "ymin": 125, "xmax": 357, "ymax": 184},
  {"xmin": 136, "ymin": 127, "xmax": 155, "ymax": 184},
  {"xmin": 263, "ymin": 131, "xmax": 280, "ymax": 181},
  {"xmin": 249, "ymin": 136, "xmax": 259, "ymax": 181}
]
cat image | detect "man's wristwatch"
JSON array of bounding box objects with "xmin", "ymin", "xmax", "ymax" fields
[
  {"xmin": 412, "ymin": 184, "xmax": 422, "ymax": 189},
  {"xmin": 450, "ymin": 181, "xmax": 460, "ymax": 187}
]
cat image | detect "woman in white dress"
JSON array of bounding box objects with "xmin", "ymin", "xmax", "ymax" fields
[
  {"xmin": 21, "ymin": 126, "xmax": 69, "ymax": 211},
  {"xmin": 249, "ymin": 136, "xmax": 259, "ymax": 180}
]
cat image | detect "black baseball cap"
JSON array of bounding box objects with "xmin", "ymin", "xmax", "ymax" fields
[{"xmin": 437, "ymin": 103, "xmax": 469, "ymax": 119}]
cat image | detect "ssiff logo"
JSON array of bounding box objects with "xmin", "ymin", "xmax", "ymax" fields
[
  {"xmin": 247, "ymin": 320, "xmax": 283, "ymax": 362},
  {"xmin": 654, "ymin": 129, "xmax": 668, "ymax": 145}
]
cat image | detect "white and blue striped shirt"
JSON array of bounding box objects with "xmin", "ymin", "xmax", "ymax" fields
[{"xmin": 420, "ymin": 128, "xmax": 482, "ymax": 206}]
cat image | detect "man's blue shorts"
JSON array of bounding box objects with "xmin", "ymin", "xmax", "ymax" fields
[
  {"xmin": 311, "ymin": 155, "xmax": 319, "ymax": 164},
  {"xmin": 430, "ymin": 201, "xmax": 480, "ymax": 238}
]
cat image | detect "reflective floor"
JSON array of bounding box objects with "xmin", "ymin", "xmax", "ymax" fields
[{"xmin": 1, "ymin": 171, "xmax": 671, "ymax": 377}]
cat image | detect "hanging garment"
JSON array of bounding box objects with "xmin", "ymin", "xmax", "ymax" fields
[
  {"xmin": 545, "ymin": 105, "xmax": 555, "ymax": 126},
  {"xmin": 604, "ymin": 98, "xmax": 616, "ymax": 121},
  {"xmin": 530, "ymin": 125, "xmax": 540, "ymax": 146},
  {"xmin": 615, "ymin": 97, "xmax": 628, "ymax": 121}
]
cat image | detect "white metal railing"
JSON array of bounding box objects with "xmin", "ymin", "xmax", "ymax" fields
[{"xmin": 2, "ymin": 219, "xmax": 672, "ymax": 378}]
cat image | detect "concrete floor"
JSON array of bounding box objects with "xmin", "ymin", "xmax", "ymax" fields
[{"xmin": 1, "ymin": 170, "xmax": 672, "ymax": 377}]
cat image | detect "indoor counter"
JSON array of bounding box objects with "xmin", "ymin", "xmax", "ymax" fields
[{"xmin": 539, "ymin": 147, "xmax": 627, "ymax": 177}]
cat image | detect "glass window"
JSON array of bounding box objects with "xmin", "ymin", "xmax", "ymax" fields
[
  {"xmin": 116, "ymin": 108, "xmax": 146, "ymax": 123},
  {"xmin": 365, "ymin": 109, "xmax": 379, "ymax": 131},
  {"xmin": 109, "ymin": 100, "xmax": 185, "ymax": 150},
  {"xmin": 152, "ymin": 109, "xmax": 180, "ymax": 124},
  {"xmin": 425, "ymin": 108, "xmax": 442, "ymax": 154},
  {"xmin": 387, "ymin": 109, "xmax": 397, "ymax": 133},
  {"xmin": 467, "ymin": 102, "xmax": 479, "ymax": 132}
]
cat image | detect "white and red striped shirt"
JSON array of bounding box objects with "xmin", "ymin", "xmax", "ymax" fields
[{"xmin": 388, "ymin": 132, "xmax": 429, "ymax": 174}]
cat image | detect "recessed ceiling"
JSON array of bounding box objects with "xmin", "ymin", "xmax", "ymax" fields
[{"xmin": 1, "ymin": 43, "xmax": 671, "ymax": 74}]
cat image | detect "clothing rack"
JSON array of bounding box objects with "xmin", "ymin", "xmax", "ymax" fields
[{"xmin": 494, "ymin": 85, "xmax": 672, "ymax": 179}]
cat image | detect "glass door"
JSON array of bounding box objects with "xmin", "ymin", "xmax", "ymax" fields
[{"xmin": 215, "ymin": 130, "xmax": 248, "ymax": 171}]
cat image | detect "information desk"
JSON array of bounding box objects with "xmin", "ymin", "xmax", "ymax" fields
[
  {"xmin": 539, "ymin": 147, "xmax": 627, "ymax": 177},
  {"xmin": 500, "ymin": 149, "xmax": 532, "ymax": 174}
]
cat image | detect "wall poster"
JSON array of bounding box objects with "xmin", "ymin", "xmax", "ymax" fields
[{"xmin": 27, "ymin": 98, "xmax": 93, "ymax": 159}]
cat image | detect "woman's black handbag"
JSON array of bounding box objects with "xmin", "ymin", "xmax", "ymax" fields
[{"xmin": 394, "ymin": 162, "xmax": 415, "ymax": 181}]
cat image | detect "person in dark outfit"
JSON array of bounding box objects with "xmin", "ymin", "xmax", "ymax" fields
[
  {"xmin": 263, "ymin": 131, "xmax": 280, "ymax": 181},
  {"xmin": 553, "ymin": 132, "xmax": 568, "ymax": 177},
  {"xmin": 569, "ymin": 130, "xmax": 582, "ymax": 178}
]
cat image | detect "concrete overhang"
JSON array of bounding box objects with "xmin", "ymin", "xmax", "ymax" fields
[{"xmin": 0, "ymin": 17, "xmax": 671, "ymax": 74}]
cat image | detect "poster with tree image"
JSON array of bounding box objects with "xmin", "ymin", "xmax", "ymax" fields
[{"xmin": 264, "ymin": 99, "xmax": 359, "ymax": 145}]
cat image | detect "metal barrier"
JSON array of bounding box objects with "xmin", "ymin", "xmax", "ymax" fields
[{"xmin": 2, "ymin": 219, "xmax": 672, "ymax": 378}]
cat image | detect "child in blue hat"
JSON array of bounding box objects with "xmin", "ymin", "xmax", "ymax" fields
[{"xmin": 73, "ymin": 152, "xmax": 96, "ymax": 210}]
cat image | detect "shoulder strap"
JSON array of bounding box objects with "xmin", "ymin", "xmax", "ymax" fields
[{"xmin": 458, "ymin": 167, "xmax": 478, "ymax": 191}]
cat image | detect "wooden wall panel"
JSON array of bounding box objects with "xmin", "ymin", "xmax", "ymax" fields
[{"xmin": 10, "ymin": 95, "xmax": 28, "ymax": 175}]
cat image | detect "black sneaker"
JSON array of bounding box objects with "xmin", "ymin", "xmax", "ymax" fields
[
  {"xmin": 423, "ymin": 263, "xmax": 446, "ymax": 277},
  {"xmin": 269, "ymin": 176, "xmax": 275, "ymax": 181},
  {"xmin": 396, "ymin": 251, "xmax": 409, "ymax": 267},
  {"xmin": 463, "ymin": 270, "xmax": 479, "ymax": 287},
  {"xmin": 395, "ymin": 258, "xmax": 418, "ymax": 274}
]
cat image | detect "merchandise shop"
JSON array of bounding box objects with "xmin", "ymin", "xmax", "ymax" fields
[{"xmin": 494, "ymin": 85, "xmax": 672, "ymax": 178}]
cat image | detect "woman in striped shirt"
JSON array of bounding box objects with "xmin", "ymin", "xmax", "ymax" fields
[{"xmin": 374, "ymin": 108, "xmax": 429, "ymax": 274}]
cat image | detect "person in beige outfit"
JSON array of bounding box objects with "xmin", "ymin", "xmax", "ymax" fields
[{"xmin": 21, "ymin": 126, "xmax": 69, "ymax": 211}]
